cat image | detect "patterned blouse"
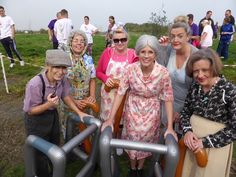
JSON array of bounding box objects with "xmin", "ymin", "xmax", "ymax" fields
[{"xmin": 180, "ymin": 76, "xmax": 236, "ymax": 148}]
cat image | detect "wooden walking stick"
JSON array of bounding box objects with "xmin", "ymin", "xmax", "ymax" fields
[
  {"xmin": 104, "ymin": 79, "xmax": 127, "ymax": 136},
  {"xmin": 77, "ymin": 101, "xmax": 100, "ymax": 154},
  {"xmin": 175, "ymin": 138, "xmax": 208, "ymax": 177}
]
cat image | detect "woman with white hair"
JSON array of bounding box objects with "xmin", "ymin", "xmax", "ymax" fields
[
  {"xmin": 61, "ymin": 30, "xmax": 97, "ymax": 153},
  {"xmin": 66, "ymin": 30, "xmax": 96, "ymax": 106},
  {"xmin": 101, "ymin": 34, "xmax": 177, "ymax": 177},
  {"xmin": 200, "ymin": 20, "xmax": 213, "ymax": 48}
]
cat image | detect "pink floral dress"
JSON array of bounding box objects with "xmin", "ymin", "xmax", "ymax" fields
[
  {"xmin": 118, "ymin": 61, "xmax": 173, "ymax": 160},
  {"xmin": 100, "ymin": 50, "xmax": 130, "ymax": 121}
]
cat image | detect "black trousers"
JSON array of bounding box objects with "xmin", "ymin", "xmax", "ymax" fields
[
  {"xmin": 24, "ymin": 110, "xmax": 60, "ymax": 177},
  {"xmin": 0, "ymin": 36, "xmax": 23, "ymax": 63}
]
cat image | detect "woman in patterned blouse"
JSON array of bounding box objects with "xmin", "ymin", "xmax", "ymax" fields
[{"xmin": 180, "ymin": 48, "xmax": 236, "ymax": 177}]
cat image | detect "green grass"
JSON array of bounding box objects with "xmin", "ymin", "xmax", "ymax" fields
[{"xmin": 0, "ymin": 33, "xmax": 236, "ymax": 177}]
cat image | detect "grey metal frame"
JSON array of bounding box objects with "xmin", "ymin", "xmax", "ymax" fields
[
  {"xmin": 99, "ymin": 127, "xmax": 179, "ymax": 177},
  {"xmin": 24, "ymin": 115, "xmax": 101, "ymax": 177}
]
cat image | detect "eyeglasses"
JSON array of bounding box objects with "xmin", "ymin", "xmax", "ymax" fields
[
  {"xmin": 72, "ymin": 39, "xmax": 85, "ymax": 44},
  {"xmin": 113, "ymin": 38, "xmax": 127, "ymax": 44}
]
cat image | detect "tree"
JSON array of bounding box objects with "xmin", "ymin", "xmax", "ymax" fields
[{"xmin": 149, "ymin": 9, "xmax": 169, "ymax": 37}]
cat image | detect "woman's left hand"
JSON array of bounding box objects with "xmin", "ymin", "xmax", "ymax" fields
[
  {"xmin": 193, "ymin": 139, "xmax": 204, "ymax": 153},
  {"xmin": 164, "ymin": 128, "xmax": 178, "ymax": 141}
]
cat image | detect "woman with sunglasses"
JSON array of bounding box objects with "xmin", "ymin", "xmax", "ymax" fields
[
  {"xmin": 96, "ymin": 27, "xmax": 138, "ymax": 153},
  {"xmin": 180, "ymin": 48, "xmax": 236, "ymax": 177},
  {"xmin": 158, "ymin": 21, "xmax": 198, "ymax": 137}
]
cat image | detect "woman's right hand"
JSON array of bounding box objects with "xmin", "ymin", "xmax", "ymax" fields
[
  {"xmin": 75, "ymin": 99, "xmax": 87, "ymax": 110},
  {"xmin": 158, "ymin": 36, "xmax": 169, "ymax": 46},
  {"xmin": 184, "ymin": 131, "xmax": 199, "ymax": 151},
  {"xmin": 101, "ymin": 118, "xmax": 114, "ymax": 132},
  {"xmin": 105, "ymin": 78, "xmax": 115, "ymax": 88},
  {"xmin": 47, "ymin": 94, "xmax": 59, "ymax": 107}
]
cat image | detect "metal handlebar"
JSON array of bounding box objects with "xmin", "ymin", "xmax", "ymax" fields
[{"xmin": 99, "ymin": 127, "xmax": 179, "ymax": 177}]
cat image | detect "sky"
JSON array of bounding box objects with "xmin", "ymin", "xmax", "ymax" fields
[{"xmin": 1, "ymin": 0, "xmax": 236, "ymax": 32}]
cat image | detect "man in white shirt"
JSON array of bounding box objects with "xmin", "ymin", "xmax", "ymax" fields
[
  {"xmin": 0, "ymin": 6, "xmax": 24, "ymax": 68},
  {"xmin": 54, "ymin": 9, "xmax": 73, "ymax": 51},
  {"xmin": 80, "ymin": 16, "xmax": 98, "ymax": 56}
]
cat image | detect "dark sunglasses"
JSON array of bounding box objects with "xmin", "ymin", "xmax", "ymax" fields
[{"xmin": 113, "ymin": 38, "xmax": 127, "ymax": 44}]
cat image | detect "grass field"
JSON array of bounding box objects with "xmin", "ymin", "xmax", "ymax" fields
[{"xmin": 0, "ymin": 33, "xmax": 236, "ymax": 177}]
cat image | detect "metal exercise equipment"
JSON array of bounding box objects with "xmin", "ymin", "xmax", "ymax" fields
[
  {"xmin": 99, "ymin": 127, "xmax": 179, "ymax": 177},
  {"xmin": 24, "ymin": 115, "xmax": 101, "ymax": 177}
]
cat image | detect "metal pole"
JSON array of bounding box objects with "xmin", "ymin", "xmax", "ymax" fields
[{"xmin": 0, "ymin": 54, "xmax": 9, "ymax": 93}]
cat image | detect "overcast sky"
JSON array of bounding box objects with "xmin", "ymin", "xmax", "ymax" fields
[{"xmin": 2, "ymin": 0, "xmax": 236, "ymax": 31}]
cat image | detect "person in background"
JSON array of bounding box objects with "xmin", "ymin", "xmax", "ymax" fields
[
  {"xmin": 96, "ymin": 27, "xmax": 137, "ymax": 155},
  {"xmin": 200, "ymin": 20, "xmax": 213, "ymax": 48},
  {"xmin": 225, "ymin": 9, "xmax": 235, "ymax": 41},
  {"xmin": 199, "ymin": 10, "xmax": 217, "ymax": 38},
  {"xmin": 101, "ymin": 34, "xmax": 177, "ymax": 177},
  {"xmin": 54, "ymin": 9, "xmax": 73, "ymax": 51},
  {"xmin": 48, "ymin": 12, "xmax": 61, "ymax": 49},
  {"xmin": 23, "ymin": 50, "xmax": 88, "ymax": 177},
  {"xmin": 80, "ymin": 16, "xmax": 98, "ymax": 56},
  {"xmin": 216, "ymin": 17, "xmax": 233, "ymax": 60},
  {"xmin": 187, "ymin": 14, "xmax": 200, "ymax": 48},
  {"xmin": 0, "ymin": 6, "xmax": 24, "ymax": 68},
  {"xmin": 105, "ymin": 15, "xmax": 118, "ymax": 47},
  {"xmin": 158, "ymin": 21, "xmax": 198, "ymax": 137},
  {"xmin": 180, "ymin": 48, "xmax": 236, "ymax": 177}
]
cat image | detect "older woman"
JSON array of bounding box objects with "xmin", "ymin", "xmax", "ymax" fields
[
  {"xmin": 158, "ymin": 22, "xmax": 198, "ymax": 136},
  {"xmin": 97, "ymin": 27, "xmax": 137, "ymax": 155},
  {"xmin": 96, "ymin": 27, "xmax": 137, "ymax": 122},
  {"xmin": 102, "ymin": 35, "xmax": 177, "ymax": 177},
  {"xmin": 61, "ymin": 30, "xmax": 96, "ymax": 145},
  {"xmin": 66, "ymin": 30, "xmax": 96, "ymax": 109},
  {"xmin": 180, "ymin": 48, "xmax": 236, "ymax": 177}
]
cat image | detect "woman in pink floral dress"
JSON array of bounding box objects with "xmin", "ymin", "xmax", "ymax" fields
[{"xmin": 102, "ymin": 35, "xmax": 177, "ymax": 177}]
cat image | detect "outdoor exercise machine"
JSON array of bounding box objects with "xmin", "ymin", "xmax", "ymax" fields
[
  {"xmin": 24, "ymin": 114, "xmax": 101, "ymax": 177},
  {"xmin": 99, "ymin": 127, "xmax": 179, "ymax": 177}
]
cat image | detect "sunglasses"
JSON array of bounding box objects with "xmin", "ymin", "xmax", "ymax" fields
[{"xmin": 113, "ymin": 38, "xmax": 127, "ymax": 44}]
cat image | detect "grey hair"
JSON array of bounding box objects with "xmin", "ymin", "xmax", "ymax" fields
[
  {"xmin": 168, "ymin": 22, "xmax": 191, "ymax": 36},
  {"xmin": 135, "ymin": 35, "xmax": 159, "ymax": 56},
  {"xmin": 67, "ymin": 30, "xmax": 88, "ymax": 47}
]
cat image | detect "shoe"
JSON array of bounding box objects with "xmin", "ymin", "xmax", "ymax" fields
[
  {"xmin": 127, "ymin": 169, "xmax": 136, "ymax": 177},
  {"xmin": 116, "ymin": 148, "xmax": 123, "ymax": 156},
  {"xmin": 9, "ymin": 63, "xmax": 15, "ymax": 68},
  {"xmin": 20, "ymin": 60, "xmax": 25, "ymax": 66},
  {"xmin": 137, "ymin": 169, "xmax": 144, "ymax": 177}
]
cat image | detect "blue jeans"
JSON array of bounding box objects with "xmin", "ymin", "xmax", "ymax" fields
[{"xmin": 217, "ymin": 40, "xmax": 230, "ymax": 60}]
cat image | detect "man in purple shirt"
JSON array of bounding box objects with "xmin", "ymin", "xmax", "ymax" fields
[
  {"xmin": 187, "ymin": 14, "xmax": 200, "ymax": 48},
  {"xmin": 47, "ymin": 12, "xmax": 61, "ymax": 49},
  {"xmin": 23, "ymin": 49, "xmax": 88, "ymax": 177}
]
